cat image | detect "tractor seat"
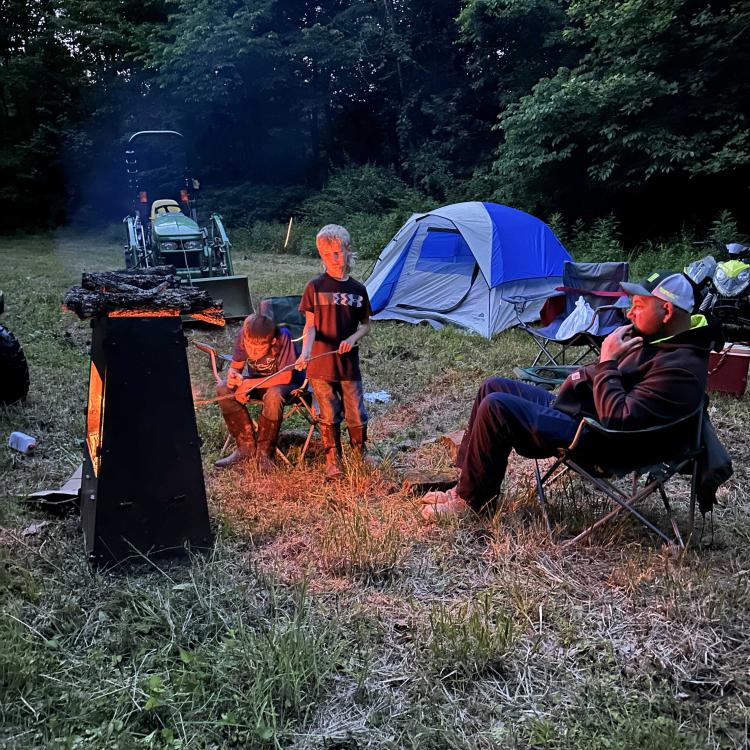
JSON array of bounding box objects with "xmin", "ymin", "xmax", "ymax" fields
[{"xmin": 150, "ymin": 199, "xmax": 183, "ymax": 222}]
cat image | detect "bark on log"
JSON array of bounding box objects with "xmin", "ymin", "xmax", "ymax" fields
[
  {"xmin": 81, "ymin": 268, "xmax": 181, "ymax": 293},
  {"xmin": 63, "ymin": 267, "xmax": 221, "ymax": 319}
]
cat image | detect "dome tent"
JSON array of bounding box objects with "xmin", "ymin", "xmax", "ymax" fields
[{"xmin": 365, "ymin": 202, "xmax": 572, "ymax": 338}]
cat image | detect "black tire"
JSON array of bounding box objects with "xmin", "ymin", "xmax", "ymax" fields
[{"xmin": 0, "ymin": 324, "xmax": 30, "ymax": 405}]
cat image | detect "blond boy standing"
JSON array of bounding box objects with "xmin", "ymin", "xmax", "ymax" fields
[{"xmin": 295, "ymin": 225, "xmax": 371, "ymax": 478}]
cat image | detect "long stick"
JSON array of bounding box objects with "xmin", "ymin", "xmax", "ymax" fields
[{"xmin": 193, "ymin": 348, "xmax": 349, "ymax": 406}]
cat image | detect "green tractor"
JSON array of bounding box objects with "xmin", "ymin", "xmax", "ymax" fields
[{"xmin": 123, "ymin": 130, "xmax": 252, "ymax": 319}]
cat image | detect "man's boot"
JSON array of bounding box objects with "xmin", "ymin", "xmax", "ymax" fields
[
  {"xmin": 348, "ymin": 423, "xmax": 377, "ymax": 466},
  {"xmin": 320, "ymin": 424, "xmax": 343, "ymax": 479},
  {"xmin": 214, "ymin": 410, "xmax": 256, "ymax": 468},
  {"xmin": 256, "ymin": 413, "xmax": 281, "ymax": 473}
]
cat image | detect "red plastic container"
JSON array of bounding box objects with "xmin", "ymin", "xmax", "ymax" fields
[{"xmin": 707, "ymin": 343, "xmax": 750, "ymax": 397}]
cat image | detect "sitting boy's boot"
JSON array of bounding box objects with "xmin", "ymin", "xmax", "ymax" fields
[
  {"xmin": 256, "ymin": 413, "xmax": 281, "ymax": 473},
  {"xmin": 320, "ymin": 424, "xmax": 344, "ymax": 479},
  {"xmin": 348, "ymin": 424, "xmax": 378, "ymax": 467},
  {"xmin": 215, "ymin": 411, "xmax": 256, "ymax": 468}
]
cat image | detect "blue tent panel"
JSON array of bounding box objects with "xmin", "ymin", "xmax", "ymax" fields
[
  {"xmin": 483, "ymin": 202, "xmax": 569, "ymax": 287},
  {"xmin": 415, "ymin": 230, "xmax": 475, "ymax": 276},
  {"xmin": 370, "ymin": 229, "xmax": 417, "ymax": 313}
]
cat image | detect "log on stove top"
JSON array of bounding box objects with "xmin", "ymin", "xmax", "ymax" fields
[{"xmin": 63, "ymin": 266, "xmax": 224, "ymax": 324}]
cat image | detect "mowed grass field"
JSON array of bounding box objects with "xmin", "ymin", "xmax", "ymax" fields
[{"xmin": 1, "ymin": 230, "xmax": 749, "ymax": 749}]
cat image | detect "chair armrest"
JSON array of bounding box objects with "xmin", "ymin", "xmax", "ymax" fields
[
  {"xmin": 193, "ymin": 341, "xmax": 232, "ymax": 383},
  {"xmin": 567, "ymin": 403, "xmax": 704, "ymax": 450},
  {"xmin": 193, "ymin": 341, "xmax": 218, "ymax": 357}
]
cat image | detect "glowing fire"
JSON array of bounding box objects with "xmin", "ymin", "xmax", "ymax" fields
[
  {"xmin": 106, "ymin": 308, "xmax": 225, "ymax": 326},
  {"xmin": 108, "ymin": 309, "xmax": 180, "ymax": 318},
  {"xmin": 86, "ymin": 361, "xmax": 105, "ymax": 476}
]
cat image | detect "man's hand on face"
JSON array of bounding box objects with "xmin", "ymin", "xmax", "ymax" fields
[{"xmin": 599, "ymin": 324, "xmax": 643, "ymax": 363}]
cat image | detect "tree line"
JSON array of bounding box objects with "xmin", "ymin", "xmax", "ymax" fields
[{"xmin": 1, "ymin": 0, "xmax": 748, "ymax": 239}]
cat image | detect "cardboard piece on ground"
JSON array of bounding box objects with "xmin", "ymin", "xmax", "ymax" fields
[
  {"xmin": 439, "ymin": 430, "xmax": 465, "ymax": 461},
  {"xmin": 402, "ymin": 471, "xmax": 458, "ymax": 494},
  {"xmin": 26, "ymin": 463, "xmax": 82, "ymax": 507}
]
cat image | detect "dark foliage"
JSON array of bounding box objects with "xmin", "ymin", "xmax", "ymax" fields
[{"xmin": 2, "ymin": 0, "xmax": 748, "ymax": 239}]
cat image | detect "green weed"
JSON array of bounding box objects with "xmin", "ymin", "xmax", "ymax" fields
[
  {"xmin": 319, "ymin": 500, "xmax": 407, "ymax": 581},
  {"xmin": 418, "ymin": 592, "xmax": 516, "ymax": 681}
]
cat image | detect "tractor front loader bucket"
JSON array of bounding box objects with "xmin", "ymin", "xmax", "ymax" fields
[{"xmin": 190, "ymin": 275, "xmax": 252, "ymax": 320}]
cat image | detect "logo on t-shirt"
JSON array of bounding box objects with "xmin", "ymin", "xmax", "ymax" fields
[
  {"xmin": 247, "ymin": 354, "xmax": 276, "ymax": 375},
  {"xmin": 317, "ymin": 292, "xmax": 364, "ymax": 308}
]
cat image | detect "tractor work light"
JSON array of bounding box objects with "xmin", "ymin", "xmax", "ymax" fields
[
  {"xmin": 160, "ymin": 241, "xmax": 178, "ymax": 252},
  {"xmin": 180, "ymin": 189, "xmax": 190, "ymax": 203},
  {"xmin": 139, "ymin": 191, "xmax": 148, "ymax": 203},
  {"xmin": 184, "ymin": 240, "xmax": 203, "ymax": 250}
]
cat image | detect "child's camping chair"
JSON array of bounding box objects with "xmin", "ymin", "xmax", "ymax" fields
[
  {"xmin": 195, "ymin": 295, "xmax": 319, "ymax": 466},
  {"xmin": 258, "ymin": 295, "xmax": 306, "ymax": 339},
  {"xmin": 506, "ymin": 262, "xmax": 630, "ymax": 384},
  {"xmin": 534, "ymin": 401, "xmax": 708, "ymax": 548}
]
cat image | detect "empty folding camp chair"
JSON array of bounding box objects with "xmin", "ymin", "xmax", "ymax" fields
[
  {"xmin": 534, "ymin": 401, "xmax": 708, "ymax": 548},
  {"xmin": 506, "ymin": 262, "xmax": 630, "ymax": 387}
]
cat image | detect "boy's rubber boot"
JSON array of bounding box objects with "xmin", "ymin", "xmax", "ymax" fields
[
  {"xmin": 321, "ymin": 424, "xmax": 344, "ymax": 479},
  {"xmin": 256, "ymin": 413, "xmax": 281, "ymax": 473},
  {"xmin": 215, "ymin": 411, "xmax": 256, "ymax": 468},
  {"xmin": 348, "ymin": 424, "xmax": 378, "ymax": 467}
]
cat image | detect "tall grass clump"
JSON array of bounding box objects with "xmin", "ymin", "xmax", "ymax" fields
[
  {"xmin": 228, "ymin": 165, "xmax": 431, "ymax": 259},
  {"xmin": 319, "ymin": 501, "xmax": 406, "ymax": 581},
  {"xmin": 230, "ymin": 220, "xmax": 318, "ymax": 256},
  {"xmin": 201, "ymin": 183, "xmax": 309, "ymax": 226},
  {"xmin": 417, "ymin": 592, "xmax": 516, "ymax": 681},
  {"xmin": 627, "ymin": 232, "xmax": 698, "ymax": 278}
]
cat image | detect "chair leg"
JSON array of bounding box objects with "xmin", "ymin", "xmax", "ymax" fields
[
  {"xmin": 657, "ymin": 485, "xmax": 684, "ymax": 549},
  {"xmin": 561, "ymin": 460, "xmax": 678, "ymax": 548},
  {"xmin": 534, "ymin": 459, "xmax": 554, "ymax": 538},
  {"xmin": 687, "ymin": 458, "xmax": 699, "ymax": 543},
  {"xmin": 532, "ymin": 338, "xmax": 558, "ymax": 367},
  {"xmin": 534, "ymin": 456, "xmax": 570, "ymax": 538},
  {"xmin": 298, "ymin": 424, "xmax": 316, "ymax": 465}
]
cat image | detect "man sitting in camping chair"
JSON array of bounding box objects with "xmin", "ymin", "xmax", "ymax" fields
[{"xmin": 421, "ymin": 270, "xmax": 723, "ymax": 530}]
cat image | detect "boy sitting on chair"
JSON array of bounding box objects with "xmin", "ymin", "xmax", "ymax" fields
[{"xmin": 215, "ymin": 313, "xmax": 298, "ymax": 471}]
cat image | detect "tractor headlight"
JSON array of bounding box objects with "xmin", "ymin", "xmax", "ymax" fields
[
  {"xmin": 184, "ymin": 240, "xmax": 202, "ymax": 250},
  {"xmin": 733, "ymin": 271, "xmax": 750, "ymax": 296},
  {"xmin": 160, "ymin": 241, "xmax": 178, "ymax": 252}
]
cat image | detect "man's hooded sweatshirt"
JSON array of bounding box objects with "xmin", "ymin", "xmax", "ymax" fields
[
  {"xmin": 554, "ymin": 316, "xmax": 717, "ymax": 439},
  {"xmin": 552, "ymin": 315, "xmax": 731, "ymax": 509}
]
